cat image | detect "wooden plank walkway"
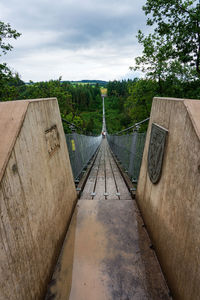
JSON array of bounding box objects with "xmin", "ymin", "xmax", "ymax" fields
[
  {"xmin": 81, "ymin": 139, "xmax": 132, "ymax": 200},
  {"xmin": 46, "ymin": 139, "xmax": 170, "ymax": 300}
]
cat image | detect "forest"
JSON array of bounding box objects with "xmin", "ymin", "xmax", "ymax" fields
[
  {"xmin": 0, "ymin": 23, "xmax": 103, "ymax": 134},
  {"xmin": 105, "ymin": 0, "xmax": 200, "ymax": 133},
  {"xmin": 1, "ymin": 0, "xmax": 200, "ymax": 135},
  {"xmin": 0, "ymin": 72, "xmax": 103, "ymax": 134},
  {"xmin": 105, "ymin": 77, "xmax": 200, "ymax": 133}
]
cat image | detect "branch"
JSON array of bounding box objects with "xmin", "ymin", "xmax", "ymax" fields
[{"xmin": 196, "ymin": 20, "xmax": 200, "ymax": 75}]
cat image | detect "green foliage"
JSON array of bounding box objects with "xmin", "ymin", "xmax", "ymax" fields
[
  {"xmin": 105, "ymin": 78, "xmax": 200, "ymax": 134},
  {"xmin": 0, "ymin": 21, "xmax": 21, "ymax": 55},
  {"xmin": 0, "ymin": 21, "xmax": 102, "ymax": 135},
  {"xmin": 124, "ymin": 79, "xmax": 157, "ymax": 131},
  {"xmin": 133, "ymin": 0, "xmax": 200, "ymax": 79},
  {"xmin": 0, "ymin": 21, "xmax": 21, "ymax": 100},
  {"xmin": 1, "ymin": 77, "xmax": 103, "ymax": 134},
  {"xmin": 81, "ymin": 111, "xmax": 102, "ymax": 135},
  {"xmin": 107, "ymin": 80, "xmax": 128, "ymax": 97},
  {"xmin": 105, "ymin": 79, "xmax": 155, "ymax": 133},
  {"xmin": 105, "ymin": 81, "xmax": 132, "ymax": 133},
  {"xmin": 125, "ymin": 79, "xmax": 156, "ymax": 120}
]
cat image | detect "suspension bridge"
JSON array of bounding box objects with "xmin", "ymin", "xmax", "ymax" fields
[
  {"xmin": 0, "ymin": 96, "xmax": 200, "ymax": 300},
  {"xmin": 45, "ymin": 96, "xmax": 170, "ymax": 299}
]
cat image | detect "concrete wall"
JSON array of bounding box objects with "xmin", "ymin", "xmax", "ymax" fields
[
  {"xmin": 0, "ymin": 98, "xmax": 77, "ymax": 300},
  {"xmin": 136, "ymin": 97, "xmax": 200, "ymax": 300}
]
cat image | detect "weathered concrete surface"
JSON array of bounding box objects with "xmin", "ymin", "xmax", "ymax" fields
[
  {"xmin": 0, "ymin": 101, "xmax": 28, "ymax": 182},
  {"xmin": 46, "ymin": 200, "xmax": 170, "ymax": 300},
  {"xmin": 136, "ymin": 97, "xmax": 200, "ymax": 300},
  {"xmin": 0, "ymin": 99, "xmax": 77, "ymax": 300}
]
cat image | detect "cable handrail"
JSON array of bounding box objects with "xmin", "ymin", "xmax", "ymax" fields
[
  {"xmin": 113, "ymin": 117, "xmax": 150, "ymax": 135},
  {"xmin": 62, "ymin": 118, "xmax": 83, "ymax": 131}
]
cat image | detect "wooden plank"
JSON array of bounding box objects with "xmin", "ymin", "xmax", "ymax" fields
[
  {"xmin": 93, "ymin": 140, "xmax": 106, "ymax": 200},
  {"xmin": 80, "ymin": 144, "xmax": 103, "ymax": 199},
  {"xmin": 105, "ymin": 144, "xmax": 118, "ymax": 200},
  {"xmin": 107, "ymin": 146, "xmax": 132, "ymax": 200},
  {"xmin": 81, "ymin": 140, "xmax": 132, "ymax": 201},
  {"xmin": 45, "ymin": 200, "xmax": 170, "ymax": 300},
  {"xmin": 76, "ymin": 147, "xmax": 100, "ymax": 198},
  {"xmin": 109, "ymin": 148, "xmax": 137, "ymax": 199}
]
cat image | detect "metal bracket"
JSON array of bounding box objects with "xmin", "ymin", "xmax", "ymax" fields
[
  {"xmin": 104, "ymin": 192, "xmax": 109, "ymax": 196},
  {"xmin": 130, "ymin": 188, "xmax": 136, "ymax": 191},
  {"xmin": 76, "ymin": 188, "xmax": 81, "ymax": 191},
  {"xmin": 91, "ymin": 192, "xmax": 96, "ymax": 196},
  {"xmin": 116, "ymin": 192, "xmax": 120, "ymax": 196}
]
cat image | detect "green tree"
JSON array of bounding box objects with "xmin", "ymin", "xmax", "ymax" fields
[
  {"xmin": 133, "ymin": 0, "xmax": 200, "ymax": 79},
  {"xmin": 0, "ymin": 21, "xmax": 21, "ymax": 55},
  {"xmin": 124, "ymin": 79, "xmax": 157, "ymax": 128},
  {"xmin": 0, "ymin": 21, "xmax": 21, "ymax": 100}
]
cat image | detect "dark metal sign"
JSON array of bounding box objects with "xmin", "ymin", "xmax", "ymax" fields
[{"xmin": 148, "ymin": 123, "xmax": 168, "ymax": 184}]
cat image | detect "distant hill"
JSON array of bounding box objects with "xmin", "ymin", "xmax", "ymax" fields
[
  {"xmin": 25, "ymin": 80, "xmax": 108, "ymax": 86},
  {"xmin": 69, "ymin": 80, "xmax": 108, "ymax": 86}
]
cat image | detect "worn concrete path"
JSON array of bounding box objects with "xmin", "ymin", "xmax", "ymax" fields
[{"xmin": 46, "ymin": 140, "xmax": 170, "ymax": 300}]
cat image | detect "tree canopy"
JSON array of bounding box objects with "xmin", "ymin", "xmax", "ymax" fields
[
  {"xmin": 0, "ymin": 21, "xmax": 21, "ymax": 99},
  {"xmin": 0, "ymin": 21, "xmax": 21, "ymax": 56},
  {"xmin": 133, "ymin": 0, "xmax": 200, "ymax": 80}
]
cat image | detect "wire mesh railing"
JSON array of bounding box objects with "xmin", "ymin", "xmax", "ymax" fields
[
  {"xmin": 106, "ymin": 117, "xmax": 149, "ymax": 183},
  {"xmin": 107, "ymin": 132, "xmax": 146, "ymax": 183},
  {"xmin": 66, "ymin": 132, "xmax": 101, "ymax": 180}
]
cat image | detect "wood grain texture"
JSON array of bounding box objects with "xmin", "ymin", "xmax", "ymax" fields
[
  {"xmin": 81, "ymin": 139, "xmax": 132, "ymax": 201},
  {"xmin": 93, "ymin": 141, "xmax": 106, "ymax": 200},
  {"xmin": 104, "ymin": 144, "xmax": 118, "ymax": 200},
  {"xmin": 80, "ymin": 144, "xmax": 103, "ymax": 199},
  {"xmin": 107, "ymin": 147, "xmax": 132, "ymax": 200}
]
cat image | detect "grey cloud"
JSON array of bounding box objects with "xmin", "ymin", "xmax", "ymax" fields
[
  {"xmin": 1, "ymin": 0, "xmax": 146, "ymax": 46},
  {"xmin": 0, "ymin": 0, "xmax": 147, "ymax": 81}
]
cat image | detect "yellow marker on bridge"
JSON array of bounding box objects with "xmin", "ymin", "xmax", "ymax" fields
[{"xmin": 71, "ymin": 139, "xmax": 76, "ymax": 151}]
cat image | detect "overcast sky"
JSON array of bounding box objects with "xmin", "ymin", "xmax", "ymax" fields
[{"xmin": 0, "ymin": 0, "xmax": 147, "ymax": 82}]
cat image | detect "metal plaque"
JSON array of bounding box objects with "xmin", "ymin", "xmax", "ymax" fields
[
  {"xmin": 45, "ymin": 125, "xmax": 60, "ymax": 157},
  {"xmin": 147, "ymin": 123, "xmax": 168, "ymax": 184}
]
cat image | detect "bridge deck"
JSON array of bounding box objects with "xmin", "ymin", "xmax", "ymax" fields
[
  {"xmin": 81, "ymin": 140, "xmax": 132, "ymax": 200},
  {"xmin": 46, "ymin": 140, "xmax": 170, "ymax": 300}
]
